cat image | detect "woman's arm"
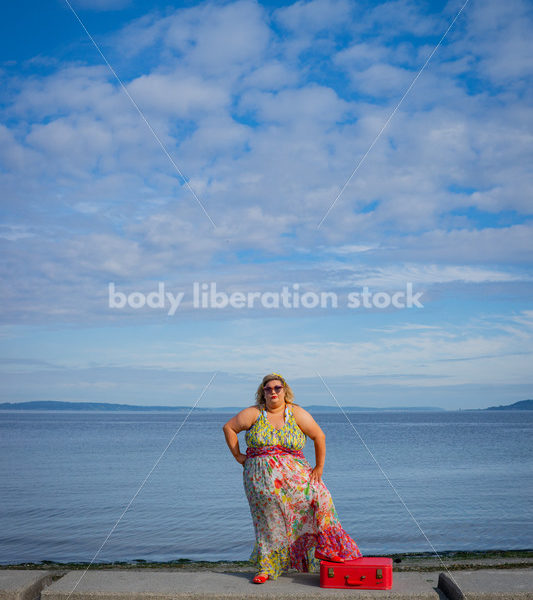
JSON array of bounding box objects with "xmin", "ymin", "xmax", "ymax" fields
[
  {"xmin": 292, "ymin": 405, "xmax": 326, "ymax": 483},
  {"xmin": 222, "ymin": 407, "xmax": 259, "ymax": 466}
]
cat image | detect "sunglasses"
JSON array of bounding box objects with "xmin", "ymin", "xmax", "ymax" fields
[{"xmin": 264, "ymin": 385, "xmax": 284, "ymax": 394}]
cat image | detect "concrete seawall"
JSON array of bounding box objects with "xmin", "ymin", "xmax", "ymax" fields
[{"xmin": 1, "ymin": 555, "xmax": 532, "ymax": 600}]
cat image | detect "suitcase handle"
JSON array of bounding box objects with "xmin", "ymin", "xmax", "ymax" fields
[{"xmin": 344, "ymin": 576, "xmax": 365, "ymax": 586}]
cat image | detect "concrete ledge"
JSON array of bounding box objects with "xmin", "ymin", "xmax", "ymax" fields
[
  {"xmin": 42, "ymin": 570, "xmax": 444, "ymax": 600},
  {"xmin": 2, "ymin": 567, "xmax": 528, "ymax": 600},
  {"xmin": 0, "ymin": 570, "xmax": 54, "ymax": 600},
  {"xmin": 440, "ymin": 569, "xmax": 533, "ymax": 600}
]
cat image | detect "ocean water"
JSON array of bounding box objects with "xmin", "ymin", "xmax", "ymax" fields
[{"xmin": 0, "ymin": 409, "xmax": 531, "ymax": 564}]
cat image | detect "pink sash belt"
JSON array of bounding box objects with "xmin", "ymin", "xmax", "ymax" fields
[{"xmin": 246, "ymin": 445, "xmax": 305, "ymax": 460}]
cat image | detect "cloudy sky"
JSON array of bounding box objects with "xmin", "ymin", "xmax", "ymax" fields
[{"xmin": 1, "ymin": 0, "xmax": 532, "ymax": 409}]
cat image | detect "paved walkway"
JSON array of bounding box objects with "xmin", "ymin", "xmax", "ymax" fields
[{"xmin": 1, "ymin": 568, "xmax": 533, "ymax": 600}]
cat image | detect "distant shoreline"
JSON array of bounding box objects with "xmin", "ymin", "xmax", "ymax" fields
[
  {"xmin": 1, "ymin": 399, "xmax": 532, "ymax": 411},
  {"xmin": 0, "ymin": 400, "xmax": 446, "ymax": 412}
]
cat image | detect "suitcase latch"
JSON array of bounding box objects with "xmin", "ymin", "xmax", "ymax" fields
[
  {"xmin": 328, "ymin": 568, "xmax": 334, "ymax": 578},
  {"xmin": 376, "ymin": 568, "xmax": 383, "ymax": 579}
]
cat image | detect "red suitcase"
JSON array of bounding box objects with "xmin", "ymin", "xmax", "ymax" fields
[{"xmin": 319, "ymin": 557, "xmax": 393, "ymax": 590}]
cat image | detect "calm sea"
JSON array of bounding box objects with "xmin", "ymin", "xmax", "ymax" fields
[{"xmin": 0, "ymin": 410, "xmax": 531, "ymax": 564}]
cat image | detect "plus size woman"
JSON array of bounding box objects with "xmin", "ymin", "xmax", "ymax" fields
[{"xmin": 223, "ymin": 373, "xmax": 362, "ymax": 583}]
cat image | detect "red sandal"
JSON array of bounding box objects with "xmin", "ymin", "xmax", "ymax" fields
[
  {"xmin": 315, "ymin": 549, "xmax": 345, "ymax": 563},
  {"xmin": 252, "ymin": 574, "xmax": 269, "ymax": 584}
]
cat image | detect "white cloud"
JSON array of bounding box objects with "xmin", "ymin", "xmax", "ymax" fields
[
  {"xmin": 0, "ymin": 124, "xmax": 39, "ymax": 171},
  {"xmin": 242, "ymin": 61, "xmax": 299, "ymax": 90},
  {"xmin": 327, "ymin": 244, "xmax": 377, "ymax": 255},
  {"xmin": 319, "ymin": 262, "xmax": 525, "ymax": 291},
  {"xmin": 127, "ymin": 72, "xmax": 231, "ymax": 118},
  {"xmin": 165, "ymin": 1, "xmax": 270, "ymax": 74},
  {"xmin": 26, "ymin": 116, "xmax": 114, "ymax": 173},
  {"xmin": 0, "ymin": 225, "xmax": 35, "ymax": 241},
  {"xmin": 183, "ymin": 114, "xmax": 251, "ymax": 156},
  {"xmin": 112, "ymin": 13, "xmax": 167, "ymax": 58},
  {"xmin": 346, "ymin": 62, "xmax": 414, "ymax": 97},
  {"xmin": 240, "ymin": 84, "xmax": 351, "ymax": 124},
  {"xmin": 385, "ymin": 225, "xmax": 533, "ymax": 265},
  {"xmin": 358, "ymin": 0, "xmax": 442, "ymax": 39},
  {"xmin": 459, "ymin": 0, "xmax": 533, "ymax": 86},
  {"xmin": 10, "ymin": 65, "xmax": 117, "ymax": 119},
  {"xmin": 334, "ymin": 42, "xmax": 389, "ymax": 68},
  {"xmin": 275, "ymin": 0, "xmax": 352, "ymax": 33}
]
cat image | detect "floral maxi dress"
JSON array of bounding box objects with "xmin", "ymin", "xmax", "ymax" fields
[{"xmin": 243, "ymin": 406, "xmax": 362, "ymax": 579}]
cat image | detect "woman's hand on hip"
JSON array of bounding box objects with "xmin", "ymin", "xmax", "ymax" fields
[
  {"xmin": 310, "ymin": 465, "xmax": 323, "ymax": 484},
  {"xmin": 235, "ymin": 452, "xmax": 247, "ymax": 466}
]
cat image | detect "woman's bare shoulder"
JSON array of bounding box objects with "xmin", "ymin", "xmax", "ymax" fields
[
  {"xmin": 290, "ymin": 404, "xmax": 323, "ymax": 438},
  {"xmin": 223, "ymin": 405, "xmax": 261, "ymax": 433},
  {"xmin": 291, "ymin": 404, "xmax": 320, "ymax": 426},
  {"xmin": 237, "ymin": 405, "xmax": 261, "ymax": 426},
  {"xmin": 241, "ymin": 405, "xmax": 261, "ymax": 417}
]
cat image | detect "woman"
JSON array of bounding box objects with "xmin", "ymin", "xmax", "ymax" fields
[{"xmin": 222, "ymin": 373, "xmax": 362, "ymax": 583}]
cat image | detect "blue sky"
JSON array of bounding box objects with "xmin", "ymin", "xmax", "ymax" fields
[{"xmin": 1, "ymin": 0, "xmax": 532, "ymax": 409}]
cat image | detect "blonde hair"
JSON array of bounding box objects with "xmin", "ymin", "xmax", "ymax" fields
[{"xmin": 255, "ymin": 373, "xmax": 295, "ymax": 407}]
